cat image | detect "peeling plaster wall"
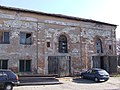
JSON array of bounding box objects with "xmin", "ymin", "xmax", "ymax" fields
[
  {"xmin": 80, "ymin": 23, "xmax": 116, "ymax": 69},
  {"xmin": 0, "ymin": 8, "xmax": 116, "ymax": 75},
  {"xmin": 0, "ymin": 10, "xmax": 38, "ymax": 73}
]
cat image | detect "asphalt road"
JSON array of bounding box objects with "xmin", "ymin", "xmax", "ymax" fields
[{"xmin": 14, "ymin": 77, "xmax": 120, "ymax": 90}]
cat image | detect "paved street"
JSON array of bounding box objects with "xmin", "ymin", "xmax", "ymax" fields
[{"xmin": 14, "ymin": 77, "xmax": 120, "ymax": 90}]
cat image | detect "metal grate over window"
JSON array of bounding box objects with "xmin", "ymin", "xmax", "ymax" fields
[{"xmin": 58, "ymin": 35, "xmax": 68, "ymax": 53}]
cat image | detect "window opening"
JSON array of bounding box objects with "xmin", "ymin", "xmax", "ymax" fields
[{"xmin": 58, "ymin": 35, "xmax": 68, "ymax": 53}]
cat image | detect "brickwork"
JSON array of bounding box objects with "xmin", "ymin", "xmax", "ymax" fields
[{"xmin": 0, "ymin": 6, "xmax": 117, "ymax": 76}]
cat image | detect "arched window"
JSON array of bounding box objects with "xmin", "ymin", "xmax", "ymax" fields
[
  {"xmin": 96, "ymin": 38, "xmax": 103, "ymax": 53},
  {"xmin": 58, "ymin": 35, "xmax": 68, "ymax": 53}
]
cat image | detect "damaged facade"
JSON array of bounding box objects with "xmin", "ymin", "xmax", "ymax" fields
[{"xmin": 0, "ymin": 6, "xmax": 117, "ymax": 76}]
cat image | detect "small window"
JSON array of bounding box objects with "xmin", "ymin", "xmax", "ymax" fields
[
  {"xmin": 0, "ymin": 31, "xmax": 10, "ymax": 44},
  {"xmin": 19, "ymin": 60, "xmax": 31, "ymax": 72},
  {"xmin": 47, "ymin": 42, "xmax": 50, "ymax": 47},
  {"xmin": 20, "ymin": 32, "xmax": 32, "ymax": 45},
  {"xmin": 92, "ymin": 70, "xmax": 96, "ymax": 74},
  {"xmin": 0, "ymin": 60, "xmax": 8, "ymax": 69},
  {"xmin": 109, "ymin": 45, "xmax": 112, "ymax": 50}
]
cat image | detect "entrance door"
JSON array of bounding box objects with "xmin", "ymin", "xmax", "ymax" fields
[
  {"xmin": 92, "ymin": 56, "xmax": 105, "ymax": 69},
  {"xmin": 48, "ymin": 56, "xmax": 71, "ymax": 77},
  {"xmin": 48, "ymin": 56, "xmax": 59, "ymax": 75},
  {"xmin": 59, "ymin": 59, "xmax": 71, "ymax": 76},
  {"xmin": 100, "ymin": 56, "xmax": 104, "ymax": 69},
  {"xmin": 92, "ymin": 56, "xmax": 101, "ymax": 68}
]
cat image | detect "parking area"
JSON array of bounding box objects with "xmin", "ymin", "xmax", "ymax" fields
[{"xmin": 14, "ymin": 77, "xmax": 120, "ymax": 90}]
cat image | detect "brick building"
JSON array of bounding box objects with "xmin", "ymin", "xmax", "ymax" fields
[{"xmin": 0, "ymin": 6, "xmax": 117, "ymax": 76}]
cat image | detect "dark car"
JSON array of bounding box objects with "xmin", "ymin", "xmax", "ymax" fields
[
  {"xmin": 0, "ymin": 69, "xmax": 20, "ymax": 90},
  {"xmin": 80, "ymin": 68, "xmax": 109, "ymax": 82}
]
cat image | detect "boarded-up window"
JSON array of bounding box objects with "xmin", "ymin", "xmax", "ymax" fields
[
  {"xmin": 19, "ymin": 60, "xmax": 31, "ymax": 72},
  {"xmin": 20, "ymin": 32, "xmax": 32, "ymax": 45},
  {"xmin": 58, "ymin": 35, "xmax": 68, "ymax": 53},
  {"xmin": 0, "ymin": 60, "xmax": 8, "ymax": 69},
  {"xmin": 0, "ymin": 31, "xmax": 10, "ymax": 44}
]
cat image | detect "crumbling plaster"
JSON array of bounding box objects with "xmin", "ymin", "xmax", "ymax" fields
[{"xmin": 0, "ymin": 8, "xmax": 116, "ymax": 75}]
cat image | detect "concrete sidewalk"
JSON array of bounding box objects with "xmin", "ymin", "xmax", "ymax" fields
[{"xmin": 19, "ymin": 76, "xmax": 61, "ymax": 85}]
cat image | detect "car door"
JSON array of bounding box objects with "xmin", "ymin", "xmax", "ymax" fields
[
  {"xmin": 0, "ymin": 71, "xmax": 7, "ymax": 88},
  {"xmin": 0, "ymin": 71, "xmax": 4, "ymax": 88},
  {"xmin": 84, "ymin": 70, "xmax": 92, "ymax": 79},
  {"xmin": 0, "ymin": 71, "xmax": 3, "ymax": 88},
  {"xmin": 89, "ymin": 70, "xmax": 96, "ymax": 80},
  {"xmin": 86, "ymin": 70, "xmax": 95, "ymax": 80}
]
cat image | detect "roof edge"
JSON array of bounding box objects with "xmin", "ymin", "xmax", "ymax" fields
[{"xmin": 0, "ymin": 5, "xmax": 117, "ymax": 27}]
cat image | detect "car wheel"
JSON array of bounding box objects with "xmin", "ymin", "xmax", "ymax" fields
[
  {"xmin": 4, "ymin": 84, "xmax": 13, "ymax": 90},
  {"xmin": 94, "ymin": 77, "xmax": 99, "ymax": 82}
]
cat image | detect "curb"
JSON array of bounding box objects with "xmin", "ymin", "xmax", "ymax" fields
[{"xmin": 19, "ymin": 82, "xmax": 62, "ymax": 86}]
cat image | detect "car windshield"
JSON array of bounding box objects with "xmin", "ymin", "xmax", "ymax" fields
[{"xmin": 98, "ymin": 70, "xmax": 108, "ymax": 75}]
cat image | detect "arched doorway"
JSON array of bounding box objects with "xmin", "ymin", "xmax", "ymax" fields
[
  {"xmin": 48, "ymin": 35, "xmax": 71, "ymax": 77},
  {"xmin": 92, "ymin": 38, "xmax": 105, "ymax": 69}
]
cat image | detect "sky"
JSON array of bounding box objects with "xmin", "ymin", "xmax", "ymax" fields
[{"xmin": 0, "ymin": 0, "xmax": 120, "ymax": 38}]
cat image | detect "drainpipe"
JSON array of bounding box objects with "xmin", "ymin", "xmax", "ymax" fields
[
  {"xmin": 78, "ymin": 27, "xmax": 83, "ymax": 72},
  {"xmin": 36, "ymin": 20, "xmax": 39, "ymax": 74}
]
